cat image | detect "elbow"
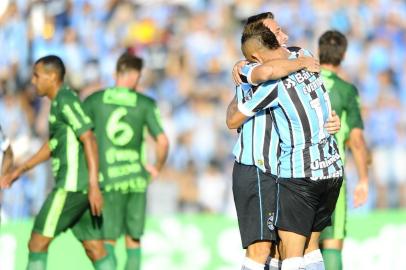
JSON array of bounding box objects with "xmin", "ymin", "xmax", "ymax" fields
[{"xmin": 226, "ymin": 117, "xmax": 239, "ymax": 130}]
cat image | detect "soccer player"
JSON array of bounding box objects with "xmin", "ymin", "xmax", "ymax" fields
[
  {"xmin": 227, "ymin": 13, "xmax": 340, "ymax": 270},
  {"xmin": 0, "ymin": 55, "xmax": 114, "ymax": 270},
  {"xmin": 0, "ymin": 125, "xmax": 13, "ymax": 176},
  {"xmin": 229, "ymin": 23, "xmax": 343, "ymax": 270},
  {"xmin": 83, "ymin": 52, "xmax": 169, "ymax": 270},
  {"xmin": 318, "ymin": 30, "xmax": 369, "ymax": 270}
]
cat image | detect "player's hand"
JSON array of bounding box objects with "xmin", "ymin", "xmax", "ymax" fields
[
  {"xmin": 0, "ymin": 169, "xmax": 21, "ymax": 189},
  {"xmin": 88, "ymin": 184, "xmax": 103, "ymax": 216},
  {"xmin": 145, "ymin": 164, "xmax": 159, "ymax": 179},
  {"xmin": 232, "ymin": 60, "xmax": 248, "ymax": 85},
  {"xmin": 325, "ymin": 111, "xmax": 340, "ymax": 134},
  {"xmin": 300, "ymin": 56, "xmax": 320, "ymax": 73},
  {"xmin": 353, "ymin": 180, "xmax": 368, "ymax": 207}
]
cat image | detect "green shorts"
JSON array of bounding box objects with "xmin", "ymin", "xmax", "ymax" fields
[
  {"xmin": 102, "ymin": 190, "xmax": 147, "ymax": 240},
  {"xmin": 320, "ymin": 179, "xmax": 347, "ymax": 241},
  {"xmin": 33, "ymin": 188, "xmax": 103, "ymax": 241}
]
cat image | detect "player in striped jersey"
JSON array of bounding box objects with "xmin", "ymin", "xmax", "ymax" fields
[
  {"xmin": 0, "ymin": 56, "xmax": 114, "ymax": 270},
  {"xmin": 227, "ymin": 12, "xmax": 326, "ymax": 270},
  {"xmin": 318, "ymin": 30, "xmax": 369, "ymax": 270},
  {"xmin": 230, "ymin": 23, "xmax": 343, "ymax": 270},
  {"xmin": 228, "ymin": 13, "xmax": 341, "ymax": 270}
]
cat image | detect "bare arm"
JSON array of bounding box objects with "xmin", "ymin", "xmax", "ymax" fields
[
  {"xmin": 233, "ymin": 57, "xmax": 319, "ymax": 85},
  {"xmin": 249, "ymin": 57, "xmax": 320, "ymax": 85},
  {"xmin": 226, "ymin": 95, "xmax": 248, "ymax": 129},
  {"xmin": 80, "ymin": 130, "xmax": 103, "ymax": 216},
  {"xmin": 145, "ymin": 133, "xmax": 169, "ymax": 178},
  {"xmin": 348, "ymin": 128, "xmax": 369, "ymax": 207},
  {"xmin": 1, "ymin": 146, "xmax": 13, "ymax": 175},
  {"xmin": 0, "ymin": 142, "xmax": 51, "ymax": 189}
]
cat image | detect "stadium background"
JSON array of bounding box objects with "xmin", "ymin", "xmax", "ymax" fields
[{"xmin": 0, "ymin": 0, "xmax": 405, "ymax": 269}]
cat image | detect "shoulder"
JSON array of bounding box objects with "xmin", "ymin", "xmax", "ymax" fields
[
  {"xmin": 84, "ymin": 89, "xmax": 105, "ymax": 103},
  {"xmin": 136, "ymin": 92, "xmax": 157, "ymax": 106}
]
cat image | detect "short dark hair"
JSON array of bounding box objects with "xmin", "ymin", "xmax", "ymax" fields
[
  {"xmin": 35, "ymin": 55, "xmax": 66, "ymax": 81},
  {"xmin": 318, "ymin": 30, "xmax": 347, "ymax": 66},
  {"xmin": 245, "ymin": 12, "xmax": 274, "ymax": 26},
  {"xmin": 241, "ymin": 21, "xmax": 280, "ymax": 50},
  {"xmin": 116, "ymin": 52, "xmax": 143, "ymax": 74}
]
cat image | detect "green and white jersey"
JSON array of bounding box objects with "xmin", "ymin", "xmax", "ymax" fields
[
  {"xmin": 321, "ymin": 68, "xmax": 364, "ymax": 163},
  {"xmin": 49, "ymin": 86, "xmax": 93, "ymax": 191},
  {"xmin": 84, "ymin": 87, "xmax": 164, "ymax": 192}
]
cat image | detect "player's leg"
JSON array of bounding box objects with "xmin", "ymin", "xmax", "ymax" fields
[
  {"xmin": 233, "ymin": 163, "xmax": 278, "ymax": 269},
  {"xmin": 70, "ymin": 192, "xmax": 116, "ymax": 270},
  {"xmin": 275, "ymin": 178, "xmax": 320, "ymax": 270},
  {"xmin": 28, "ymin": 189, "xmax": 88, "ymax": 270},
  {"xmin": 303, "ymin": 232, "xmax": 324, "ymax": 270},
  {"xmin": 124, "ymin": 190, "xmax": 147, "ymax": 270},
  {"xmin": 100, "ymin": 190, "xmax": 127, "ymax": 267},
  {"xmin": 268, "ymin": 243, "xmax": 283, "ymax": 270},
  {"xmin": 311, "ymin": 178, "xmax": 343, "ymax": 270}
]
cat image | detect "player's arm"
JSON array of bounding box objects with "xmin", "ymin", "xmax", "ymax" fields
[
  {"xmin": 226, "ymin": 95, "xmax": 247, "ymax": 129},
  {"xmin": 1, "ymin": 145, "xmax": 13, "ymax": 175},
  {"xmin": 233, "ymin": 57, "xmax": 319, "ymax": 85},
  {"xmin": 324, "ymin": 111, "xmax": 341, "ymax": 135},
  {"xmin": 347, "ymin": 87, "xmax": 369, "ymax": 207},
  {"xmin": 61, "ymin": 96, "xmax": 103, "ymax": 216},
  {"xmin": 80, "ymin": 130, "xmax": 103, "ymax": 216},
  {"xmin": 145, "ymin": 104, "xmax": 169, "ymax": 178},
  {"xmin": 248, "ymin": 57, "xmax": 320, "ymax": 85},
  {"xmin": 0, "ymin": 142, "xmax": 51, "ymax": 189}
]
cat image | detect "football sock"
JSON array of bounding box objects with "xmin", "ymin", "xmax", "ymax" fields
[
  {"xmin": 321, "ymin": 249, "xmax": 342, "ymax": 270},
  {"xmin": 125, "ymin": 247, "xmax": 141, "ymax": 270},
  {"xmin": 241, "ymin": 257, "xmax": 266, "ymax": 270},
  {"xmin": 282, "ymin": 257, "xmax": 305, "ymax": 270},
  {"xmin": 93, "ymin": 252, "xmax": 116, "ymax": 270},
  {"xmin": 26, "ymin": 252, "xmax": 48, "ymax": 270},
  {"xmin": 269, "ymin": 258, "xmax": 282, "ymax": 270},
  {"xmin": 304, "ymin": 249, "xmax": 324, "ymax": 270},
  {"xmin": 104, "ymin": 243, "xmax": 117, "ymax": 267}
]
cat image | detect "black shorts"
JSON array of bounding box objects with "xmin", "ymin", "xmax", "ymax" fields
[
  {"xmin": 275, "ymin": 177, "xmax": 343, "ymax": 237},
  {"xmin": 232, "ymin": 162, "xmax": 277, "ymax": 248}
]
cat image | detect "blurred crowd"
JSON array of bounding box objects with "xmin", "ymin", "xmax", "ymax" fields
[{"xmin": 1, "ymin": 0, "xmax": 406, "ymax": 221}]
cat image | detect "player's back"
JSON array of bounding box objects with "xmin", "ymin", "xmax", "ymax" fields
[
  {"xmin": 321, "ymin": 68, "xmax": 363, "ymax": 163},
  {"xmin": 273, "ymin": 69, "xmax": 343, "ymax": 180},
  {"xmin": 84, "ymin": 87, "xmax": 157, "ymax": 188}
]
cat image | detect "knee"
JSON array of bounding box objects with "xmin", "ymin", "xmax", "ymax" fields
[
  {"xmin": 125, "ymin": 235, "xmax": 140, "ymax": 249},
  {"xmin": 247, "ymin": 241, "xmax": 272, "ymax": 262},
  {"xmin": 28, "ymin": 236, "xmax": 50, "ymax": 252},
  {"xmin": 82, "ymin": 240, "xmax": 106, "ymax": 261}
]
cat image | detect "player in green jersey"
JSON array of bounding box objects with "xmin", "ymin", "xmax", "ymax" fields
[
  {"xmin": 84, "ymin": 52, "xmax": 169, "ymax": 270},
  {"xmin": 318, "ymin": 31, "xmax": 369, "ymax": 270},
  {"xmin": 0, "ymin": 55, "xmax": 115, "ymax": 270}
]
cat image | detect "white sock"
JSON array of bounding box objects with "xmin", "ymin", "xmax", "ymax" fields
[
  {"xmin": 281, "ymin": 257, "xmax": 305, "ymax": 270},
  {"xmin": 304, "ymin": 249, "xmax": 324, "ymax": 270},
  {"xmin": 241, "ymin": 257, "xmax": 265, "ymax": 270},
  {"xmin": 269, "ymin": 258, "xmax": 281, "ymax": 270}
]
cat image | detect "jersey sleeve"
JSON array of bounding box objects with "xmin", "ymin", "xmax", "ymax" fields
[
  {"xmin": 60, "ymin": 93, "xmax": 94, "ymax": 138},
  {"xmin": 0, "ymin": 125, "xmax": 10, "ymax": 152},
  {"xmin": 240, "ymin": 63, "xmax": 261, "ymax": 86},
  {"xmin": 145, "ymin": 101, "xmax": 164, "ymax": 138},
  {"xmin": 82, "ymin": 95, "xmax": 95, "ymax": 121},
  {"xmin": 346, "ymin": 85, "xmax": 364, "ymax": 130},
  {"xmin": 237, "ymin": 80, "xmax": 279, "ymax": 117}
]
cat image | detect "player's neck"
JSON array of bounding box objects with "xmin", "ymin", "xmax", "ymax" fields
[
  {"xmin": 48, "ymin": 82, "xmax": 63, "ymax": 100},
  {"xmin": 264, "ymin": 47, "xmax": 289, "ymax": 62},
  {"xmin": 321, "ymin": 64, "xmax": 340, "ymax": 74}
]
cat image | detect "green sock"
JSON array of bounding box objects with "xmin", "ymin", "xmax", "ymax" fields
[
  {"xmin": 104, "ymin": 243, "xmax": 117, "ymax": 267},
  {"xmin": 321, "ymin": 248, "xmax": 342, "ymax": 270},
  {"xmin": 125, "ymin": 247, "xmax": 141, "ymax": 270},
  {"xmin": 93, "ymin": 252, "xmax": 116, "ymax": 270},
  {"xmin": 27, "ymin": 252, "xmax": 48, "ymax": 270}
]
